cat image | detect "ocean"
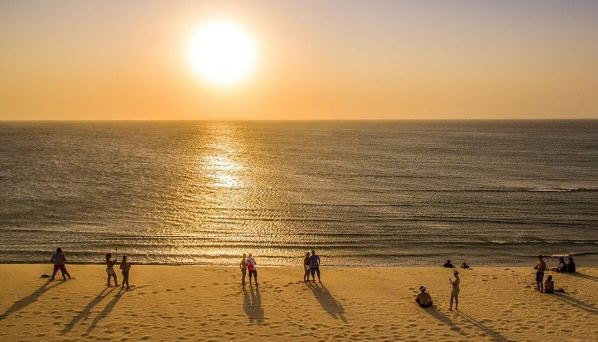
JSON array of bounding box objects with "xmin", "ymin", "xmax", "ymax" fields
[{"xmin": 1, "ymin": 120, "xmax": 597, "ymax": 266}]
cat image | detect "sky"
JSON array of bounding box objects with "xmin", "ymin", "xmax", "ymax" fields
[{"xmin": 1, "ymin": 0, "xmax": 598, "ymax": 120}]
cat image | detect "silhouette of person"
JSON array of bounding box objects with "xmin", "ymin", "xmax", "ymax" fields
[{"xmin": 50, "ymin": 247, "xmax": 72, "ymax": 281}]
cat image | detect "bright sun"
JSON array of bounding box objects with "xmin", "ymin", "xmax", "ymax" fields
[{"xmin": 188, "ymin": 21, "xmax": 257, "ymax": 87}]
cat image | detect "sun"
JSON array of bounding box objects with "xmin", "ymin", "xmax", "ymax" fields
[{"xmin": 188, "ymin": 21, "xmax": 257, "ymax": 87}]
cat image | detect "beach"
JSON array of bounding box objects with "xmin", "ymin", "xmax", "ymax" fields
[{"xmin": 1, "ymin": 264, "xmax": 596, "ymax": 341}]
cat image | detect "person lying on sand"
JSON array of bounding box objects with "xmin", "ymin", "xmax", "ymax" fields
[
  {"xmin": 460, "ymin": 262, "xmax": 470, "ymax": 269},
  {"xmin": 443, "ymin": 259, "xmax": 455, "ymax": 268},
  {"xmin": 415, "ymin": 286, "xmax": 433, "ymax": 307},
  {"xmin": 105, "ymin": 253, "xmax": 119, "ymax": 287}
]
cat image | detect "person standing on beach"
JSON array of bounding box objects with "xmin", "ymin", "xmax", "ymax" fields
[
  {"xmin": 303, "ymin": 252, "xmax": 311, "ymax": 282},
  {"xmin": 449, "ymin": 270, "xmax": 460, "ymax": 311},
  {"xmin": 310, "ymin": 250, "xmax": 321, "ymax": 282},
  {"xmin": 120, "ymin": 255, "xmax": 131, "ymax": 290},
  {"xmin": 246, "ymin": 253, "xmax": 258, "ymax": 286},
  {"xmin": 240, "ymin": 253, "xmax": 248, "ymax": 286},
  {"xmin": 534, "ymin": 255, "xmax": 547, "ymax": 292},
  {"xmin": 50, "ymin": 247, "xmax": 72, "ymax": 281},
  {"xmin": 105, "ymin": 253, "xmax": 118, "ymax": 287}
]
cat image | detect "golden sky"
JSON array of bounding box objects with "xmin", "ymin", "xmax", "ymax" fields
[{"xmin": 1, "ymin": 0, "xmax": 597, "ymax": 120}]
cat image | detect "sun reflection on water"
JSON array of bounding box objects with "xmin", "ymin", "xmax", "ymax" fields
[{"xmin": 202, "ymin": 128, "xmax": 245, "ymax": 189}]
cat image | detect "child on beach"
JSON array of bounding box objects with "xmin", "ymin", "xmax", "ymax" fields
[
  {"xmin": 449, "ymin": 270, "xmax": 460, "ymax": 310},
  {"xmin": 240, "ymin": 254, "xmax": 247, "ymax": 286},
  {"xmin": 105, "ymin": 253, "xmax": 118, "ymax": 287},
  {"xmin": 534, "ymin": 255, "xmax": 547, "ymax": 292},
  {"xmin": 247, "ymin": 253, "xmax": 258, "ymax": 286},
  {"xmin": 120, "ymin": 255, "xmax": 131, "ymax": 290},
  {"xmin": 50, "ymin": 247, "xmax": 72, "ymax": 281}
]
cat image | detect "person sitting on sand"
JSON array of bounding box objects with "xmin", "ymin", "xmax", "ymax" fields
[
  {"xmin": 415, "ymin": 286, "xmax": 433, "ymax": 307},
  {"xmin": 105, "ymin": 253, "xmax": 118, "ymax": 287},
  {"xmin": 310, "ymin": 250, "xmax": 321, "ymax": 282},
  {"xmin": 555, "ymin": 257, "xmax": 567, "ymax": 273},
  {"xmin": 303, "ymin": 252, "xmax": 311, "ymax": 282},
  {"xmin": 460, "ymin": 262, "xmax": 470, "ymax": 269},
  {"xmin": 449, "ymin": 270, "xmax": 460, "ymax": 310},
  {"xmin": 240, "ymin": 253, "xmax": 248, "ymax": 286},
  {"xmin": 567, "ymin": 256, "xmax": 576, "ymax": 273},
  {"xmin": 443, "ymin": 259, "xmax": 455, "ymax": 268},
  {"xmin": 120, "ymin": 255, "xmax": 131, "ymax": 290},
  {"xmin": 50, "ymin": 247, "xmax": 72, "ymax": 281},
  {"xmin": 544, "ymin": 275, "xmax": 555, "ymax": 294},
  {"xmin": 247, "ymin": 253, "xmax": 258, "ymax": 286},
  {"xmin": 534, "ymin": 255, "xmax": 547, "ymax": 292}
]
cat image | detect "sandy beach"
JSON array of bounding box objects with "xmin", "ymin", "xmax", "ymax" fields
[{"xmin": 0, "ymin": 264, "xmax": 596, "ymax": 341}]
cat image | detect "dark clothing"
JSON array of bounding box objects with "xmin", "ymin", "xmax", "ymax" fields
[
  {"xmin": 310, "ymin": 255, "xmax": 320, "ymax": 268},
  {"xmin": 535, "ymin": 271, "xmax": 544, "ymax": 283},
  {"xmin": 567, "ymin": 262, "xmax": 576, "ymax": 273}
]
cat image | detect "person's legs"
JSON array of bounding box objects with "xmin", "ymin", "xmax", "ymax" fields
[
  {"xmin": 113, "ymin": 273, "xmax": 118, "ymax": 286},
  {"xmin": 242, "ymin": 270, "xmax": 246, "ymax": 285},
  {"xmin": 304, "ymin": 269, "xmax": 309, "ymax": 282},
  {"xmin": 253, "ymin": 270, "xmax": 258, "ymax": 285},
  {"xmin": 315, "ymin": 267, "xmax": 321, "ymax": 282},
  {"xmin": 50, "ymin": 265, "xmax": 59, "ymax": 281},
  {"xmin": 59, "ymin": 265, "xmax": 69, "ymax": 280},
  {"xmin": 310, "ymin": 268, "xmax": 315, "ymax": 282},
  {"xmin": 450, "ymin": 292, "xmax": 454, "ymax": 310},
  {"xmin": 454, "ymin": 293, "xmax": 459, "ymax": 310}
]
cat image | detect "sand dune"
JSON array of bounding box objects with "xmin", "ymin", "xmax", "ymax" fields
[{"xmin": 1, "ymin": 264, "xmax": 596, "ymax": 341}]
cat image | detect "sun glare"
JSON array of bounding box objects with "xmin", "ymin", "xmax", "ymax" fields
[{"xmin": 188, "ymin": 21, "xmax": 257, "ymax": 87}]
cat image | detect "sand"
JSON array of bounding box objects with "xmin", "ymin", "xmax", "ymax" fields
[{"xmin": 0, "ymin": 264, "xmax": 596, "ymax": 341}]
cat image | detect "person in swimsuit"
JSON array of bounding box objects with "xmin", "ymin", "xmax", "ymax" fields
[
  {"xmin": 534, "ymin": 255, "xmax": 547, "ymax": 292},
  {"xmin": 303, "ymin": 252, "xmax": 311, "ymax": 282},
  {"xmin": 105, "ymin": 253, "xmax": 119, "ymax": 287},
  {"xmin": 246, "ymin": 253, "xmax": 258, "ymax": 286},
  {"xmin": 120, "ymin": 255, "xmax": 131, "ymax": 290},
  {"xmin": 50, "ymin": 247, "xmax": 72, "ymax": 281},
  {"xmin": 240, "ymin": 253, "xmax": 248, "ymax": 286},
  {"xmin": 449, "ymin": 270, "xmax": 460, "ymax": 310},
  {"xmin": 309, "ymin": 250, "xmax": 321, "ymax": 282}
]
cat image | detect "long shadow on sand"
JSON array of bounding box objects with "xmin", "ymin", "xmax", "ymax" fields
[
  {"xmin": 61, "ymin": 287, "xmax": 114, "ymax": 334},
  {"xmin": 570, "ymin": 272, "xmax": 598, "ymax": 282},
  {"xmin": 242, "ymin": 286, "xmax": 265, "ymax": 325},
  {"xmin": 552, "ymin": 293, "xmax": 597, "ymax": 314},
  {"xmin": 423, "ymin": 306, "xmax": 467, "ymax": 337},
  {"xmin": 85, "ymin": 287, "xmax": 125, "ymax": 335},
  {"xmin": 0, "ymin": 280, "xmax": 64, "ymax": 320},
  {"xmin": 457, "ymin": 312, "xmax": 510, "ymax": 342},
  {"xmin": 306, "ymin": 283, "xmax": 347, "ymax": 323}
]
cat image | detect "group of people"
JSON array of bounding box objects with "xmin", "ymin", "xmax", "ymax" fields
[
  {"xmin": 442, "ymin": 259, "xmax": 470, "ymax": 269},
  {"xmin": 534, "ymin": 255, "xmax": 575, "ymax": 294},
  {"xmin": 49, "ymin": 248, "xmax": 578, "ymax": 303},
  {"xmin": 415, "ymin": 269, "xmax": 461, "ymax": 310},
  {"xmin": 48, "ymin": 248, "xmax": 132, "ymax": 290}
]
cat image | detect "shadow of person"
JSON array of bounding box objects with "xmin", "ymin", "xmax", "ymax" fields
[
  {"xmin": 571, "ymin": 272, "xmax": 598, "ymax": 282},
  {"xmin": 85, "ymin": 287, "xmax": 125, "ymax": 335},
  {"xmin": 0, "ymin": 281, "xmax": 64, "ymax": 320},
  {"xmin": 61, "ymin": 287, "xmax": 114, "ymax": 334},
  {"xmin": 423, "ymin": 306, "xmax": 466, "ymax": 337},
  {"xmin": 306, "ymin": 283, "xmax": 347, "ymax": 323},
  {"xmin": 242, "ymin": 286, "xmax": 264, "ymax": 325},
  {"xmin": 457, "ymin": 312, "xmax": 510, "ymax": 341},
  {"xmin": 552, "ymin": 292, "xmax": 597, "ymax": 314}
]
